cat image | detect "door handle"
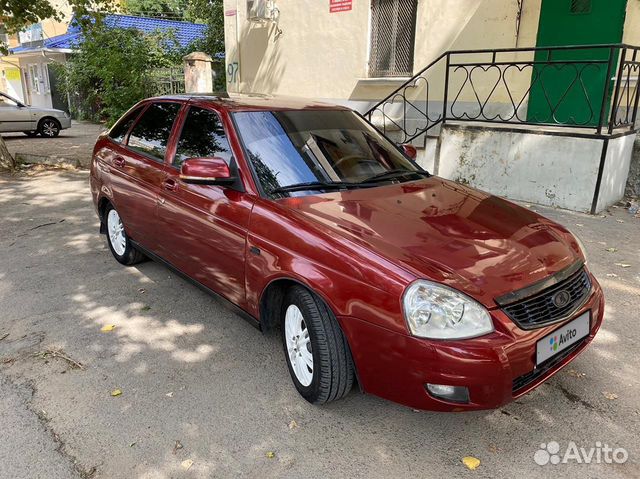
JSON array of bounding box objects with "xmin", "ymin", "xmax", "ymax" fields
[
  {"xmin": 162, "ymin": 178, "xmax": 177, "ymax": 191},
  {"xmin": 113, "ymin": 156, "xmax": 126, "ymax": 168}
]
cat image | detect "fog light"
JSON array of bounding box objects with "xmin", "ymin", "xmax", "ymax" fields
[{"xmin": 426, "ymin": 383, "xmax": 470, "ymax": 403}]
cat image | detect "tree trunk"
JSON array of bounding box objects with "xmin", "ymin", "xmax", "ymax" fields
[{"xmin": 0, "ymin": 134, "xmax": 15, "ymax": 170}]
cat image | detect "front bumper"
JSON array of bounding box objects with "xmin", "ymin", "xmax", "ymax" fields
[
  {"xmin": 59, "ymin": 116, "xmax": 72, "ymax": 129},
  {"xmin": 338, "ymin": 276, "xmax": 604, "ymax": 412}
]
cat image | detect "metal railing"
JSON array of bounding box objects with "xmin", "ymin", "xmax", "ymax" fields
[{"xmin": 365, "ymin": 44, "xmax": 640, "ymax": 144}]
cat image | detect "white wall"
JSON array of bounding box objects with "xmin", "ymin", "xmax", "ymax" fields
[
  {"xmin": 436, "ymin": 124, "xmax": 605, "ymax": 213},
  {"xmin": 596, "ymin": 133, "xmax": 636, "ymax": 211}
]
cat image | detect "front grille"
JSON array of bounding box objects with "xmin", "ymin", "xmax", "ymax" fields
[
  {"xmin": 501, "ymin": 268, "xmax": 591, "ymax": 329},
  {"xmin": 512, "ymin": 338, "xmax": 587, "ymax": 393}
]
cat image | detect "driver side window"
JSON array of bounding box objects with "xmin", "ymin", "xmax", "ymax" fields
[{"xmin": 173, "ymin": 106, "xmax": 232, "ymax": 168}]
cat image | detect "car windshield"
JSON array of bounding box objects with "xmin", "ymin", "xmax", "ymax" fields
[{"xmin": 233, "ymin": 109, "xmax": 426, "ymax": 197}]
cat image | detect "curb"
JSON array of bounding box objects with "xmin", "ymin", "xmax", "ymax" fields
[{"xmin": 15, "ymin": 153, "xmax": 89, "ymax": 169}]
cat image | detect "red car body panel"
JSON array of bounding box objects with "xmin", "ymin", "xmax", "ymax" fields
[{"xmin": 90, "ymin": 95, "xmax": 604, "ymax": 411}]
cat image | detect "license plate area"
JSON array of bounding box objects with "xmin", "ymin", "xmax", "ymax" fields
[{"xmin": 536, "ymin": 311, "xmax": 590, "ymax": 365}]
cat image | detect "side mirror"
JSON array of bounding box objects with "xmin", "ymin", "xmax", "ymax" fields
[
  {"xmin": 401, "ymin": 144, "xmax": 417, "ymax": 160},
  {"xmin": 180, "ymin": 157, "xmax": 235, "ymax": 185}
]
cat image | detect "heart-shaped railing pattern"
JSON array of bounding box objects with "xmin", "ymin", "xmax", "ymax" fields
[{"xmin": 364, "ymin": 45, "xmax": 640, "ymax": 143}]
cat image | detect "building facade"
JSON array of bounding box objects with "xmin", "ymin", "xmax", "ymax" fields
[{"xmin": 223, "ymin": 0, "xmax": 640, "ymax": 213}]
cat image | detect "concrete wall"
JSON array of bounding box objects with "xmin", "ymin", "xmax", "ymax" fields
[
  {"xmin": 625, "ymin": 134, "xmax": 640, "ymax": 197},
  {"xmin": 436, "ymin": 124, "xmax": 605, "ymax": 213},
  {"xmin": 596, "ymin": 133, "xmax": 635, "ymax": 210}
]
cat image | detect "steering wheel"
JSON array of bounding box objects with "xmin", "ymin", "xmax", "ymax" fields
[{"xmin": 332, "ymin": 154, "xmax": 377, "ymax": 172}]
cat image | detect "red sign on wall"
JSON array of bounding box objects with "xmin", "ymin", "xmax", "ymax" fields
[{"xmin": 330, "ymin": 0, "xmax": 352, "ymax": 13}]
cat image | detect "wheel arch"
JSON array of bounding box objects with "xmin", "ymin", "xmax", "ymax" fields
[
  {"xmin": 258, "ymin": 275, "xmax": 362, "ymax": 390},
  {"xmin": 97, "ymin": 196, "xmax": 112, "ymax": 234}
]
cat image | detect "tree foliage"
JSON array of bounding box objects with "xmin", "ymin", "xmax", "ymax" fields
[{"xmin": 59, "ymin": 24, "xmax": 180, "ymax": 124}]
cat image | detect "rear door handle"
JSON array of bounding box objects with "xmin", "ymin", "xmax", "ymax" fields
[
  {"xmin": 162, "ymin": 178, "xmax": 177, "ymax": 191},
  {"xmin": 113, "ymin": 156, "xmax": 126, "ymax": 168}
]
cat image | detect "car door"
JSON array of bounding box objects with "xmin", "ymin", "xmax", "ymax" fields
[
  {"xmin": 157, "ymin": 104, "xmax": 255, "ymax": 306},
  {"xmin": 0, "ymin": 93, "xmax": 33, "ymax": 132},
  {"xmin": 108, "ymin": 101, "xmax": 182, "ymax": 252}
]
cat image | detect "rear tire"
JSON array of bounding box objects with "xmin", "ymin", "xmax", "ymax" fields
[
  {"xmin": 38, "ymin": 118, "xmax": 61, "ymax": 138},
  {"xmin": 282, "ymin": 285, "xmax": 354, "ymax": 404},
  {"xmin": 104, "ymin": 204, "xmax": 145, "ymax": 266}
]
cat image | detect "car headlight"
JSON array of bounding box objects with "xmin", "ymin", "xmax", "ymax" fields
[{"xmin": 402, "ymin": 280, "xmax": 494, "ymax": 340}]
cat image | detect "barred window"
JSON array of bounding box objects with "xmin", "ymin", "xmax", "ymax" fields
[{"xmin": 368, "ymin": 0, "xmax": 418, "ymax": 77}]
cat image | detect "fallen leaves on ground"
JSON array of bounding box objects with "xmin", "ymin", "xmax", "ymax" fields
[
  {"xmin": 462, "ymin": 456, "xmax": 481, "ymax": 470},
  {"xmin": 568, "ymin": 369, "xmax": 586, "ymax": 378},
  {"xmin": 605, "ymin": 247, "xmax": 618, "ymax": 253},
  {"xmin": 140, "ymin": 305, "xmax": 151, "ymax": 312},
  {"xmin": 173, "ymin": 440, "xmax": 183, "ymax": 454},
  {"xmin": 100, "ymin": 324, "xmax": 116, "ymax": 332},
  {"xmin": 288, "ymin": 420, "xmax": 298, "ymax": 430},
  {"xmin": 614, "ymin": 263, "xmax": 631, "ymax": 268},
  {"xmin": 111, "ymin": 389, "xmax": 122, "ymax": 397},
  {"xmin": 603, "ymin": 391, "xmax": 618, "ymax": 400},
  {"xmin": 138, "ymin": 288, "xmax": 146, "ymax": 294},
  {"xmin": 606, "ymin": 273, "xmax": 618, "ymax": 278},
  {"xmin": 166, "ymin": 391, "xmax": 174, "ymax": 398},
  {"xmin": 181, "ymin": 459, "xmax": 193, "ymax": 470},
  {"xmin": 266, "ymin": 451, "xmax": 276, "ymax": 459}
]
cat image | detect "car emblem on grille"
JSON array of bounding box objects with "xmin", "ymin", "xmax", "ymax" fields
[{"xmin": 552, "ymin": 290, "xmax": 571, "ymax": 308}]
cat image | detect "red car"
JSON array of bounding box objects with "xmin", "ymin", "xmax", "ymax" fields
[{"xmin": 90, "ymin": 94, "xmax": 604, "ymax": 411}]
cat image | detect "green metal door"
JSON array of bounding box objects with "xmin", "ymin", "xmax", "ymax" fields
[{"xmin": 527, "ymin": 0, "xmax": 627, "ymax": 126}]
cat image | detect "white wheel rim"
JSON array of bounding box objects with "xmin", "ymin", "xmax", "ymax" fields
[
  {"xmin": 285, "ymin": 304, "xmax": 313, "ymax": 386},
  {"xmin": 43, "ymin": 121, "xmax": 58, "ymax": 136},
  {"xmin": 107, "ymin": 209, "xmax": 126, "ymax": 256}
]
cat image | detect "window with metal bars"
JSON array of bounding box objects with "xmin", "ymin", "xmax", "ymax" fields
[{"xmin": 368, "ymin": 0, "xmax": 418, "ymax": 77}]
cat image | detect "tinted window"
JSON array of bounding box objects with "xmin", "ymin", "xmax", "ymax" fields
[
  {"xmin": 109, "ymin": 106, "xmax": 143, "ymax": 143},
  {"xmin": 233, "ymin": 110, "xmax": 420, "ymax": 197},
  {"xmin": 173, "ymin": 107, "xmax": 232, "ymax": 168},
  {"xmin": 127, "ymin": 102, "xmax": 181, "ymax": 161}
]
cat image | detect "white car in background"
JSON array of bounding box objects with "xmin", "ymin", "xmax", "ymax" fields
[{"xmin": 0, "ymin": 91, "xmax": 71, "ymax": 137}]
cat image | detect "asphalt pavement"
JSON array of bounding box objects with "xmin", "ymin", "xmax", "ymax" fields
[{"xmin": 0, "ymin": 169, "xmax": 638, "ymax": 478}]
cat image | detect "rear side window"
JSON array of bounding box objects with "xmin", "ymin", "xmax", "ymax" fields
[
  {"xmin": 172, "ymin": 106, "xmax": 232, "ymax": 168},
  {"xmin": 108, "ymin": 106, "xmax": 143, "ymax": 143},
  {"xmin": 127, "ymin": 102, "xmax": 181, "ymax": 162}
]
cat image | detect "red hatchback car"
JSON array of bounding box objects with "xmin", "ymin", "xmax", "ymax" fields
[{"xmin": 90, "ymin": 94, "xmax": 604, "ymax": 411}]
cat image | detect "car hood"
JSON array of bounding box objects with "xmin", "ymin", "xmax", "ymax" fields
[{"xmin": 278, "ymin": 177, "xmax": 582, "ymax": 308}]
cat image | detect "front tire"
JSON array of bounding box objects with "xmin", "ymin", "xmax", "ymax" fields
[
  {"xmin": 282, "ymin": 286, "xmax": 354, "ymax": 404},
  {"xmin": 38, "ymin": 118, "xmax": 61, "ymax": 138},
  {"xmin": 104, "ymin": 204, "xmax": 145, "ymax": 266}
]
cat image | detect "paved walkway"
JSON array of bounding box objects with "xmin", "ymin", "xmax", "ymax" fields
[
  {"xmin": 3, "ymin": 121, "xmax": 106, "ymax": 168},
  {"xmin": 0, "ymin": 170, "xmax": 638, "ymax": 478}
]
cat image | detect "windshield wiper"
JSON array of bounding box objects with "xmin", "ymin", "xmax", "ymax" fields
[
  {"xmin": 361, "ymin": 168, "xmax": 430, "ymax": 184},
  {"xmin": 271, "ymin": 181, "xmax": 357, "ymax": 195}
]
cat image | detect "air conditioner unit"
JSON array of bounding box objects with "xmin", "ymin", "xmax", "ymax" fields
[{"xmin": 247, "ymin": 0, "xmax": 277, "ymax": 22}]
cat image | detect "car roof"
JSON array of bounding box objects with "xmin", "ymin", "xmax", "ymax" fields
[{"xmin": 144, "ymin": 93, "xmax": 352, "ymax": 112}]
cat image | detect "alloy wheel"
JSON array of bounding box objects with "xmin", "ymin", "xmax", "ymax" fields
[
  {"xmin": 107, "ymin": 209, "xmax": 126, "ymax": 256},
  {"xmin": 285, "ymin": 304, "xmax": 313, "ymax": 386},
  {"xmin": 41, "ymin": 120, "xmax": 59, "ymax": 137}
]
